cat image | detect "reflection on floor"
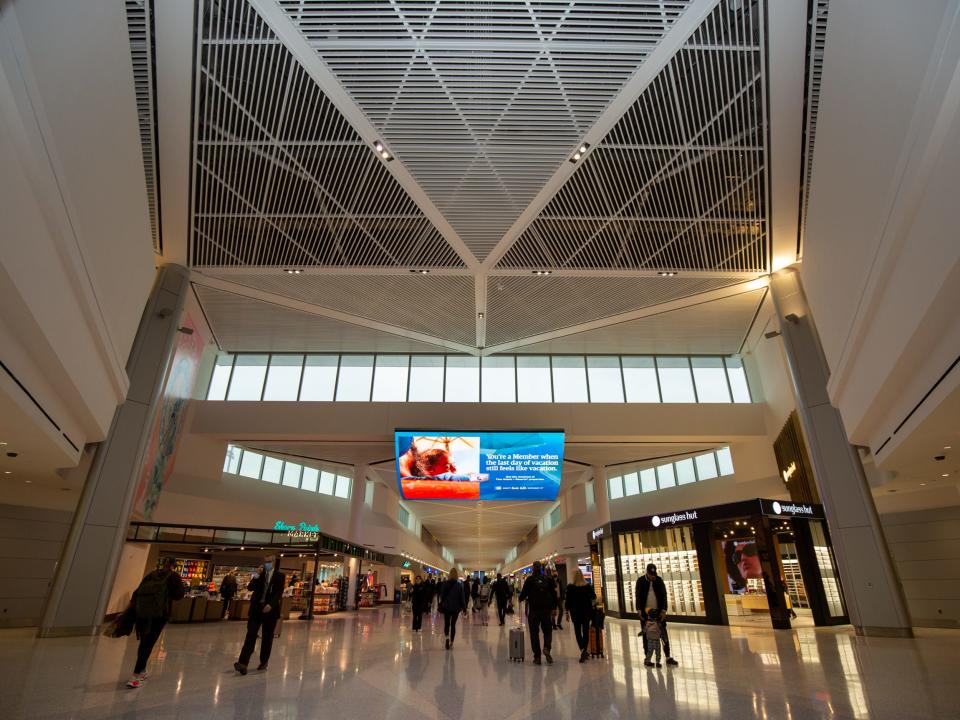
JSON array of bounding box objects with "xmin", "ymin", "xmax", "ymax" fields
[{"xmin": 1, "ymin": 607, "xmax": 958, "ymax": 719}]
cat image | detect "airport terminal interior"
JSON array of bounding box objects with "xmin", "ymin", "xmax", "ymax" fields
[{"xmin": 1, "ymin": 0, "xmax": 959, "ymax": 718}]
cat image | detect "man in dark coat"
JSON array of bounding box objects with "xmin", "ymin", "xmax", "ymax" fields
[
  {"xmin": 234, "ymin": 555, "xmax": 286, "ymax": 675},
  {"xmin": 518, "ymin": 561, "xmax": 557, "ymax": 665},
  {"xmin": 491, "ymin": 572, "xmax": 511, "ymax": 626},
  {"xmin": 635, "ymin": 563, "xmax": 679, "ymax": 666}
]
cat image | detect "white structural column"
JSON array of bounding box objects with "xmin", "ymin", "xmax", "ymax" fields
[
  {"xmin": 343, "ymin": 464, "xmax": 368, "ymax": 609},
  {"xmin": 39, "ymin": 266, "xmax": 189, "ymax": 637},
  {"xmin": 591, "ymin": 465, "xmax": 610, "ymax": 528},
  {"xmin": 770, "ymin": 269, "xmax": 912, "ymax": 637}
]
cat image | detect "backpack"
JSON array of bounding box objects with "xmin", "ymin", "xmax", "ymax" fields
[
  {"xmin": 479, "ymin": 584, "xmax": 491, "ymax": 602},
  {"xmin": 135, "ymin": 570, "xmax": 171, "ymax": 619}
]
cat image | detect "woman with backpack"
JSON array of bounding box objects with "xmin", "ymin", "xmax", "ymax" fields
[
  {"xmin": 439, "ymin": 568, "xmax": 467, "ymax": 649},
  {"xmin": 126, "ymin": 557, "xmax": 185, "ymax": 688}
]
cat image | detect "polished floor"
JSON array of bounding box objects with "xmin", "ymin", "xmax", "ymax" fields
[{"xmin": 1, "ymin": 607, "xmax": 958, "ymax": 719}]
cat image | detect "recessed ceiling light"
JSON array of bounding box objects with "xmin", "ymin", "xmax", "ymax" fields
[
  {"xmin": 477, "ymin": 312, "xmax": 484, "ymax": 319},
  {"xmin": 921, "ymin": 483, "xmax": 927, "ymax": 486},
  {"xmin": 0, "ymin": 442, "xmax": 6, "ymax": 446},
  {"xmin": 570, "ymin": 142, "xmax": 590, "ymax": 162},
  {"xmin": 532, "ymin": 270, "xmax": 552, "ymax": 276},
  {"xmin": 375, "ymin": 142, "xmax": 384, "ymax": 153},
  {"xmin": 942, "ymin": 473, "xmax": 950, "ymax": 477},
  {"xmin": 3, "ymin": 471, "xmax": 10, "ymax": 475},
  {"xmin": 945, "ymin": 446, "xmax": 952, "ymax": 450},
  {"xmin": 657, "ymin": 271, "xmax": 678, "ymax": 277}
]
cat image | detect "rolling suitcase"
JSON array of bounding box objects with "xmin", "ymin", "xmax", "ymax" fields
[
  {"xmin": 588, "ymin": 626, "xmax": 605, "ymax": 658},
  {"xmin": 509, "ymin": 626, "xmax": 525, "ymax": 662}
]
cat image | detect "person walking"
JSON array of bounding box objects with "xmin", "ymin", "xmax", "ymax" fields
[
  {"xmin": 635, "ymin": 563, "xmax": 679, "ymax": 666},
  {"xmin": 491, "ymin": 573, "xmax": 511, "ymax": 626},
  {"xmin": 411, "ymin": 576, "xmax": 429, "ymax": 632},
  {"xmin": 234, "ymin": 555, "xmax": 285, "ymax": 675},
  {"xmin": 477, "ymin": 577, "xmax": 492, "ymax": 626},
  {"xmin": 518, "ymin": 561, "xmax": 557, "ymax": 665},
  {"xmin": 470, "ymin": 576, "xmax": 481, "ymax": 613},
  {"xmin": 565, "ymin": 569, "xmax": 596, "ymax": 663},
  {"xmin": 126, "ymin": 557, "xmax": 185, "ymax": 688},
  {"xmin": 219, "ymin": 571, "xmax": 237, "ymax": 619},
  {"xmin": 439, "ymin": 568, "xmax": 467, "ymax": 649}
]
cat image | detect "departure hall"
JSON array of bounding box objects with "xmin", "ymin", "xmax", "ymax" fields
[{"xmin": 1, "ymin": 1, "xmax": 959, "ymax": 718}]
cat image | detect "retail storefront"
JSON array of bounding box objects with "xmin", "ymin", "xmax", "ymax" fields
[
  {"xmin": 588, "ymin": 499, "xmax": 848, "ymax": 629},
  {"xmin": 119, "ymin": 521, "xmax": 383, "ymax": 621}
]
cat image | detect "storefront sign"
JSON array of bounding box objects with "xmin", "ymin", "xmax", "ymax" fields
[
  {"xmin": 591, "ymin": 527, "xmax": 605, "ymax": 540},
  {"xmin": 273, "ymin": 520, "xmax": 320, "ymax": 533},
  {"xmin": 781, "ymin": 461, "xmax": 798, "ymax": 483},
  {"xmin": 651, "ymin": 510, "xmax": 698, "ymax": 528},
  {"xmin": 769, "ymin": 500, "xmax": 814, "ymax": 517}
]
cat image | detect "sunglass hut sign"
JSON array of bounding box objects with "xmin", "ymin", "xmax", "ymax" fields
[{"xmin": 651, "ymin": 510, "xmax": 698, "ymax": 528}]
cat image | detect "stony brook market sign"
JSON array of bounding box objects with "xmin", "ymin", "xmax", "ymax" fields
[{"xmin": 274, "ymin": 520, "xmax": 320, "ymax": 541}]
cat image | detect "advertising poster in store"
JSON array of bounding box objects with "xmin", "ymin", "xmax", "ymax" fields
[
  {"xmin": 722, "ymin": 539, "xmax": 763, "ymax": 594},
  {"xmin": 130, "ymin": 314, "xmax": 205, "ymax": 520},
  {"xmin": 395, "ymin": 431, "xmax": 564, "ymax": 501}
]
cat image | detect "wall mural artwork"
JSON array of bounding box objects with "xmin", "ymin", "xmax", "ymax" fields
[{"xmin": 131, "ymin": 314, "xmax": 205, "ymax": 520}]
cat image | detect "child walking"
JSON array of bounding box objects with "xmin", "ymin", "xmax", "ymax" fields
[{"xmin": 643, "ymin": 610, "xmax": 664, "ymax": 668}]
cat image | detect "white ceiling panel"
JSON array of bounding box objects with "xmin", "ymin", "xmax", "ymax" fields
[
  {"xmin": 193, "ymin": 283, "xmax": 454, "ymax": 353},
  {"xmin": 509, "ymin": 287, "xmax": 765, "ymax": 355},
  {"xmin": 201, "ymin": 270, "xmax": 478, "ymax": 346}
]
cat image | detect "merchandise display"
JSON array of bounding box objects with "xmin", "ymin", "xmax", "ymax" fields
[
  {"xmin": 161, "ymin": 557, "xmax": 210, "ymax": 587},
  {"xmin": 779, "ymin": 541, "xmax": 809, "ymax": 609},
  {"xmin": 618, "ymin": 527, "xmax": 704, "ymax": 617}
]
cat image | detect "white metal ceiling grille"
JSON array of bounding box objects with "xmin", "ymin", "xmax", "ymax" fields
[
  {"xmin": 799, "ymin": 0, "xmax": 829, "ymax": 250},
  {"xmin": 125, "ymin": 0, "xmax": 161, "ymax": 253},
  {"xmin": 204, "ymin": 270, "xmax": 478, "ymax": 346},
  {"xmin": 193, "ymin": 283, "xmax": 452, "ymax": 352},
  {"xmin": 191, "ymin": 0, "xmax": 463, "ymax": 268},
  {"xmin": 484, "ymin": 274, "xmax": 743, "ymax": 346},
  {"xmin": 498, "ymin": 0, "xmax": 768, "ymax": 272},
  {"xmin": 279, "ymin": 0, "xmax": 694, "ymax": 259}
]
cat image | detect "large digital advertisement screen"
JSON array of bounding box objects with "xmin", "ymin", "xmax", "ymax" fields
[{"xmin": 395, "ymin": 431, "xmax": 564, "ymax": 501}]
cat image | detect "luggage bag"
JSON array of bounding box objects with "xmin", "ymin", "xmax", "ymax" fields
[
  {"xmin": 588, "ymin": 626, "xmax": 605, "ymax": 658},
  {"xmin": 509, "ymin": 626, "xmax": 525, "ymax": 662}
]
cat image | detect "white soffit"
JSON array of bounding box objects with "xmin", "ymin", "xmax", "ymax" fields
[
  {"xmin": 484, "ymin": 274, "xmax": 744, "ymax": 346},
  {"xmin": 193, "ymin": 283, "xmax": 453, "ymax": 353},
  {"xmin": 191, "ymin": 0, "xmax": 463, "ymax": 268},
  {"xmin": 200, "ymin": 270, "xmax": 478, "ymax": 346},
  {"xmin": 497, "ymin": 0, "xmax": 768, "ymax": 271},
  {"xmin": 279, "ymin": 0, "xmax": 696, "ymax": 260},
  {"xmin": 509, "ymin": 287, "xmax": 765, "ymax": 355}
]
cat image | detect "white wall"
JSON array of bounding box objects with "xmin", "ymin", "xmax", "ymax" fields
[
  {"xmin": 801, "ymin": 0, "xmax": 960, "ymax": 455},
  {"xmin": 0, "ymin": 1, "xmax": 156, "ymax": 456},
  {"xmin": 0, "ymin": 503, "xmax": 72, "ymax": 627}
]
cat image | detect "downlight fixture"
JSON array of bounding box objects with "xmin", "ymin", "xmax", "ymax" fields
[
  {"xmin": 657, "ymin": 271, "xmax": 678, "ymax": 277},
  {"xmin": 283, "ymin": 269, "xmax": 303, "ymax": 275},
  {"xmin": 374, "ymin": 140, "xmax": 393, "ymax": 162},
  {"xmin": 410, "ymin": 268, "xmax": 430, "ymax": 275},
  {"xmin": 570, "ymin": 142, "xmax": 590, "ymax": 163},
  {"xmin": 531, "ymin": 270, "xmax": 552, "ymax": 276}
]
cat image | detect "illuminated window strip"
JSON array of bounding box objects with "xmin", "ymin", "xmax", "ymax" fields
[
  {"xmin": 608, "ymin": 447, "xmax": 735, "ymax": 500},
  {"xmin": 224, "ymin": 444, "xmax": 351, "ymax": 500},
  {"xmin": 207, "ymin": 353, "xmax": 752, "ymax": 405}
]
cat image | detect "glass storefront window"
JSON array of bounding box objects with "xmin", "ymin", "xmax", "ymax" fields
[
  {"xmin": 691, "ymin": 357, "xmax": 731, "ymax": 403},
  {"xmin": 445, "ymin": 356, "xmax": 480, "ymax": 402},
  {"xmin": 299, "ymin": 355, "xmax": 338, "ymax": 401},
  {"xmin": 335, "ymin": 355, "xmax": 374, "ymax": 401},
  {"xmin": 481, "ymin": 356, "xmax": 516, "ymax": 402},
  {"xmin": 516, "ymin": 356, "xmax": 552, "ymax": 402},
  {"xmin": 725, "ymin": 357, "xmax": 752, "ymax": 403},
  {"xmin": 656, "ymin": 357, "xmax": 696, "ymax": 402},
  {"xmin": 263, "ymin": 355, "xmax": 303, "ymax": 401},
  {"xmin": 618, "ymin": 526, "xmax": 703, "ymax": 617},
  {"xmin": 372, "ymin": 355, "xmax": 409, "ymax": 402},
  {"xmin": 587, "ymin": 356, "xmax": 625, "ymax": 402},
  {"xmin": 811, "ymin": 521, "xmax": 846, "ymax": 617},
  {"xmin": 207, "ymin": 354, "xmax": 234, "ymax": 400},
  {"xmin": 227, "ymin": 354, "xmax": 268, "ymax": 400},
  {"xmin": 552, "ymin": 356, "xmax": 588, "ymax": 402},
  {"xmin": 408, "ymin": 355, "xmax": 444, "ymax": 402}
]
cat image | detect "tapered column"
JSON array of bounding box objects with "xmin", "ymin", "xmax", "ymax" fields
[
  {"xmin": 591, "ymin": 464, "xmax": 610, "ymax": 525},
  {"xmin": 769, "ymin": 269, "xmax": 912, "ymax": 637},
  {"xmin": 39, "ymin": 266, "xmax": 190, "ymax": 637}
]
